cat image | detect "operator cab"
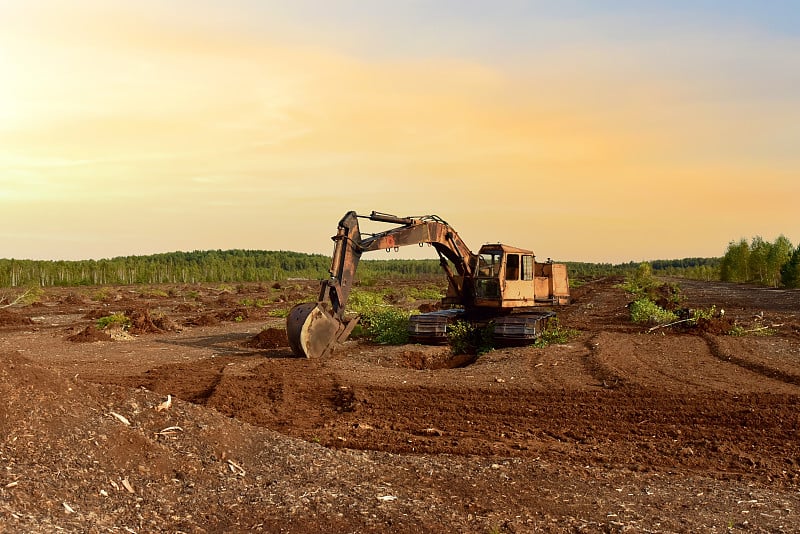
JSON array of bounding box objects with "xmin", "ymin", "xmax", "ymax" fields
[{"xmin": 472, "ymin": 244, "xmax": 569, "ymax": 308}]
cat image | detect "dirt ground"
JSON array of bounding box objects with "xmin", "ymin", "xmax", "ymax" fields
[{"xmin": 1, "ymin": 277, "xmax": 799, "ymax": 533}]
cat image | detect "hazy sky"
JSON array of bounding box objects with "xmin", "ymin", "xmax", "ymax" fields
[{"xmin": 1, "ymin": 1, "xmax": 798, "ymax": 263}]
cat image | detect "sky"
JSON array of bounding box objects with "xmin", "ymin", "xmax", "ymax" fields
[{"xmin": 1, "ymin": 0, "xmax": 798, "ymax": 263}]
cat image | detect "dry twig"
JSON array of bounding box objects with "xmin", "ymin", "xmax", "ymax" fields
[
  {"xmin": 647, "ymin": 318, "xmax": 693, "ymax": 333},
  {"xmin": 0, "ymin": 289, "xmax": 32, "ymax": 309},
  {"xmin": 109, "ymin": 412, "xmax": 131, "ymax": 426},
  {"xmin": 155, "ymin": 426, "xmax": 184, "ymax": 436},
  {"xmin": 227, "ymin": 459, "xmax": 246, "ymax": 476},
  {"xmin": 121, "ymin": 478, "xmax": 135, "ymax": 494},
  {"xmin": 156, "ymin": 394, "xmax": 172, "ymax": 412}
]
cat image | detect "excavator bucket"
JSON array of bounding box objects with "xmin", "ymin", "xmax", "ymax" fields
[{"xmin": 286, "ymin": 302, "xmax": 344, "ymax": 358}]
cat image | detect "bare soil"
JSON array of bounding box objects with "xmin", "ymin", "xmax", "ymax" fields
[{"xmin": 1, "ymin": 277, "xmax": 799, "ymax": 533}]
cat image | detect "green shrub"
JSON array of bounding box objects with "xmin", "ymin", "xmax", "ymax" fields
[
  {"xmin": 447, "ymin": 320, "xmax": 473, "ymax": 355},
  {"xmin": 689, "ymin": 305, "xmax": 717, "ymax": 325},
  {"xmin": 447, "ymin": 320, "xmax": 494, "ymax": 355},
  {"xmin": 356, "ymin": 272, "xmax": 379, "ymax": 287},
  {"xmin": 620, "ymin": 262, "xmax": 657, "ymax": 296},
  {"xmin": 96, "ymin": 312, "xmax": 131, "ymax": 330},
  {"xmin": 239, "ymin": 298, "xmax": 269, "ymax": 308},
  {"xmin": 728, "ymin": 324, "xmax": 775, "ymax": 337},
  {"xmin": 629, "ymin": 298, "xmax": 678, "ymax": 325},
  {"xmin": 361, "ymin": 307, "xmax": 413, "ymax": 345},
  {"xmin": 407, "ymin": 286, "xmax": 444, "ymax": 301},
  {"xmin": 91, "ymin": 289, "xmax": 112, "ymax": 302},
  {"xmin": 728, "ymin": 325, "xmax": 746, "ymax": 336},
  {"xmin": 534, "ymin": 318, "xmax": 579, "ymax": 347},
  {"xmin": 268, "ymin": 308, "xmax": 290, "ymax": 318},
  {"xmin": 347, "ymin": 289, "xmax": 387, "ymax": 315}
]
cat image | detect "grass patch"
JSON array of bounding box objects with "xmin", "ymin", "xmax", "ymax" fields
[
  {"xmin": 96, "ymin": 312, "xmax": 131, "ymax": 330},
  {"xmin": 360, "ymin": 307, "xmax": 414, "ymax": 345},
  {"xmin": 347, "ymin": 289, "xmax": 387, "ymax": 315},
  {"xmin": 534, "ymin": 318, "xmax": 579, "ymax": 347},
  {"xmin": 629, "ymin": 298, "xmax": 678, "ymax": 325},
  {"xmin": 407, "ymin": 286, "xmax": 444, "ymax": 301},
  {"xmin": 238, "ymin": 297, "xmax": 269, "ymax": 308},
  {"xmin": 728, "ymin": 324, "xmax": 776, "ymax": 337}
]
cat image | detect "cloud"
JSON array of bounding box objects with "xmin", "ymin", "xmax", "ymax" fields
[{"xmin": 0, "ymin": 1, "xmax": 798, "ymax": 261}]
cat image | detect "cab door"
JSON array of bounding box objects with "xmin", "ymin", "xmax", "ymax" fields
[{"xmin": 502, "ymin": 254, "xmax": 535, "ymax": 305}]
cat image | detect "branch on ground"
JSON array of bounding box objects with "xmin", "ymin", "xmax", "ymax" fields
[{"xmin": 0, "ymin": 288, "xmax": 33, "ymax": 309}]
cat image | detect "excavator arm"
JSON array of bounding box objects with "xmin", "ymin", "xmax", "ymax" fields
[{"xmin": 287, "ymin": 211, "xmax": 476, "ymax": 358}]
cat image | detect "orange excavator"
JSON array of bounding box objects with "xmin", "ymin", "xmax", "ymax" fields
[{"xmin": 287, "ymin": 211, "xmax": 570, "ymax": 358}]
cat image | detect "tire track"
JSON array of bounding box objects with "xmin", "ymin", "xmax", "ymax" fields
[
  {"xmin": 588, "ymin": 331, "xmax": 798, "ymax": 393},
  {"xmin": 582, "ymin": 333, "xmax": 626, "ymax": 389},
  {"xmin": 702, "ymin": 332, "xmax": 800, "ymax": 387}
]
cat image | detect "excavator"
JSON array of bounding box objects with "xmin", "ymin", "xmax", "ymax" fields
[{"xmin": 286, "ymin": 211, "xmax": 570, "ymax": 358}]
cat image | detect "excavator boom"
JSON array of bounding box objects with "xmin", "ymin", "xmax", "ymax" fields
[{"xmin": 286, "ymin": 211, "xmax": 569, "ymax": 357}]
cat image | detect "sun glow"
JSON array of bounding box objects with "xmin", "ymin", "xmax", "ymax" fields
[{"xmin": 0, "ymin": 1, "xmax": 797, "ymax": 262}]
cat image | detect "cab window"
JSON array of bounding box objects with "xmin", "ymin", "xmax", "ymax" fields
[
  {"xmin": 477, "ymin": 251, "xmax": 503, "ymax": 277},
  {"xmin": 505, "ymin": 254, "xmax": 520, "ymax": 280},
  {"xmin": 521, "ymin": 255, "xmax": 534, "ymax": 281}
]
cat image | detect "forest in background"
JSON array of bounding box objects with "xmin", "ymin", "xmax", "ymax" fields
[
  {"xmin": 720, "ymin": 236, "xmax": 800, "ymax": 288},
  {"xmin": 0, "ymin": 249, "xmax": 723, "ymax": 288}
]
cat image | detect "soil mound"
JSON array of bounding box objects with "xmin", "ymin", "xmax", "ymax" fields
[
  {"xmin": 60, "ymin": 292, "xmax": 86, "ymax": 305},
  {"xmin": 152, "ymin": 315, "xmax": 180, "ymax": 332},
  {"xmin": 216, "ymin": 308, "xmax": 249, "ymax": 322},
  {"xmin": 694, "ymin": 315, "xmax": 735, "ymax": 334},
  {"xmin": 243, "ymin": 327, "xmax": 289, "ymax": 349},
  {"xmin": 119, "ymin": 308, "xmax": 181, "ymax": 334},
  {"xmin": 0, "ymin": 309, "xmax": 34, "ymax": 326},
  {"xmin": 184, "ymin": 314, "xmax": 219, "ymax": 327},
  {"xmin": 67, "ymin": 324, "xmax": 113, "ymax": 342}
]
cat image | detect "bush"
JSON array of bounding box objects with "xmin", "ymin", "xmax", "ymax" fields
[
  {"xmin": 534, "ymin": 318, "xmax": 579, "ymax": 347},
  {"xmin": 96, "ymin": 312, "xmax": 131, "ymax": 330},
  {"xmin": 239, "ymin": 298, "xmax": 269, "ymax": 308},
  {"xmin": 447, "ymin": 320, "xmax": 494, "ymax": 355},
  {"xmin": 620, "ymin": 262, "xmax": 657, "ymax": 296},
  {"xmin": 689, "ymin": 305, "xmax": 717, "ymax": 325},
  {"xmin": 347, "ymin": 289, "xmax": 386, "ymax": 315},
  {"xmin": 407, "ymin": 286, "xmax": 444, "ymax": 301},
  {"xmin": 361, "ymin": 307, "xmax": 413, "ymax": 345},
  {"xmin": 728, "ymin": 324, "xmax": 776, "ymax": 337},
  {"xmin": 629, "ymin": 298, "xmax": 678, "ymax": 325}
]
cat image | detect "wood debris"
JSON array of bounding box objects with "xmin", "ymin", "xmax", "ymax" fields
[
  {"xmin": 227, "ymin": 459, "xmax": 246, "ymax": 476},
  {"xmin": 156, "ymin": 394, "xmax": 172, "ymax": 412},
  {"xmin": 155, "ymin": 426, "xmax": 184, "ymax": 436},
  {"xmin": 109, "ymin": 412, "xmax": 131, "ymax": 426},
  {"xmin": 121, "ymin": 478, "xmax": 135, "ymax": 494}
]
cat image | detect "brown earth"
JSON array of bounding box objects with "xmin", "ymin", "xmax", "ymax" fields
[{"xmin": 0, "ymin": 277, "xmax": 799, "ymax": 533}]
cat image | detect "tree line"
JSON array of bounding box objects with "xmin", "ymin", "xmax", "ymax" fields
[
  {"xmin": 720, "ymin": 236, "xmax": 800, "ymax": 288},
  {"xmin": 566, "ymin": 257, "xmax": 720, "ymax": 281},
  {"xmin": 1, "ymin": 248, "xmax": 726, "ymax": 288},
  {"xmin": 0, "ymin": 250, "xmax": 444, "ymax": 288}
]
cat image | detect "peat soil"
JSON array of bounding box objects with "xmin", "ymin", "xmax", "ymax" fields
[{"xmin": 0, "ymin": 277, "xmax": 799, "ymax": 533}]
